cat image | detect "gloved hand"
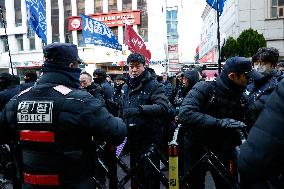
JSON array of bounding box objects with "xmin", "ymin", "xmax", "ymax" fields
[
  {"xmin": 123, "ymin": 107, "xmax": 142, "ymax": 118},
  {"xmin": 217, "ymin": 118, "xmax": 247, "ymax": 129}
]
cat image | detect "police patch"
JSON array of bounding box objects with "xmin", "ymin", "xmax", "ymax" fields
[{"xmin": 17, "ymin": 101, "xmax": 53, "ymax": 123}]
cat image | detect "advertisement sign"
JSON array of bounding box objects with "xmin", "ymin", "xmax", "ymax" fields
[
  {"xmin": 199, "ymin": 48, "xmax": 215, "ymax": 64},
  {"xmin": 69, "ymin": 10, "xmax": 140, "ymax": 30},
  {"xmin": 168, "ymin": 44, "xmax": 179, "ymax": 64}
]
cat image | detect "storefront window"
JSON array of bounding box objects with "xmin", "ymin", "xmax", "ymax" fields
[
  {"xmin": 51, "ymin": 0, "xmax": 59, "ymax": 42},
  {"xmin": 0, "ymin": 36, "xmax": 8, "ymax": 52},
  {"xmin": 0, "ymin": 1, "xmax": 6, "ymax": 28},
  {"xmin": 77, "ymin": 0, "xmax": 85, "ymax": 15},
  {"xmin": 64, "ymin": 0, "xmax": 73, "ymax": 43},
  {"xmin": 15, "ymin": 0, "xmax": 22, "ymax": 26},
  {"xmin": 122, "ymin": 0, "xmax": 132, "ymax": 11},
  {"xmin": 15, "ymin": 34, "xmax": 23, "ymax": 51},
  {"xmin": 29, "ymin": 30, "xmax": 36, "ymax": 50},
  {"xmin": 111, "ymin": 27, "xmax": 118, "ymax": 37},
  {"xmin": 137, "ymin": 0, "xmax": 148, "ymax": 42},
  {"xmin": 95, "ymin": 0, "xmax": 103, "ymax": 13},
  {"xmin": 108, "ymin": 0, "xmax": 117, "ymax": 12}
]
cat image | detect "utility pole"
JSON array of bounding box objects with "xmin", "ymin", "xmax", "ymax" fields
[
  {"xmin": 0, "ymin": 5, "xmax": 14, "ymax": 75},
  {"xmin": 216, "ymin": 0, "xmax": 222, "ymax": 74}
]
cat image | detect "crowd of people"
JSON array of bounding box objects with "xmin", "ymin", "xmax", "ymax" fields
[{"xmin": 0, "ymin": 42, "xmax": 283, "ymax": 189}]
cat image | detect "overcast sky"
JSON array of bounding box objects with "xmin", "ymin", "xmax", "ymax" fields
[{"xmin": 180, "ymin": 0, "xmax": 206, "ymax": 62}]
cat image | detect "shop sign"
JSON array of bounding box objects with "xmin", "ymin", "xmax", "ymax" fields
[
  {"xmin": 13, "ymin": 61, "xmax": 43, "ymax": 68},
  {"xmin": 69, "ymin": 10, "xmax": 141, "ymax": 30},
  {"xmin": 199, "ymin": 49, "xmax": 215, "ymax": 64}
]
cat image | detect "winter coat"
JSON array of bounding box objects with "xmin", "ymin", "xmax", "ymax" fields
[
  {"xmin": 0, "ymin": 71, "xmax": 126, "ymax": 188},
  {"xmin": 121, "ymin": 71, "xmax": 169, "ymax": 149},
  {"xmin": 238, "ymin": 79, "xmax": 284, "ymax": 189}
]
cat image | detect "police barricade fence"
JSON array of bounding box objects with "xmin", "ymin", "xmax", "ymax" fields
[{"xmin": 0, "ymin": 124, "xmax": 246, "ymax": 189}]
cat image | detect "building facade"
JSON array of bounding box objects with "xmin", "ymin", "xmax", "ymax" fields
[
  {"xmin": 165, "ymin": 0, "xmax": 183, "ymax": 73},
  {"xmin": 0, "ymin": 0, "xmax": 169, "ymax": 77},
  {"xmin": 199, "ymin": 0, "xmax": 284, "ymax": 63}
]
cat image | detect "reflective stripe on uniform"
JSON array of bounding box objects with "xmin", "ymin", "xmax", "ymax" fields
[
  {"xmin": 20, "ymin": 130, "xmax": 55, "ymax": 143},
  {"xmin": 23, "ymin": 172, "xmax": 59, "ymax": 185}
]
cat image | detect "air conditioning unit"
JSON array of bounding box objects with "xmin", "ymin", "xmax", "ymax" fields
[{"xmin": 278, "ymin": 6, "xmax": 284, "ymax": 18}]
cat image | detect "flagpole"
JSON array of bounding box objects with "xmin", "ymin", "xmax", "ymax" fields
[
  {"xmin": 216, "ymin": 0, "xmax": 222, "ymax": 74},
  {"xmin": 0, "ymin": 6, "xmax": 14, "ymax": 75}
]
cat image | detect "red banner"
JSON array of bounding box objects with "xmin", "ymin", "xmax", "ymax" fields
[
  {"xmin": 124, "ymin": 24, "xmax": 151, "ymax": 64},
  {"xmin": 69, "ymin": 11, "xmax": 140, "ymax": 31}
]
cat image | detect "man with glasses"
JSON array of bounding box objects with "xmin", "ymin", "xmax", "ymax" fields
[{"xmin": 178, "ymin": 56, "xmax": 259, "ymax": 189}]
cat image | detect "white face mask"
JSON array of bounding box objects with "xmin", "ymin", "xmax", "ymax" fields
[{"xmin": 254, "ymin": 63, "xmax": 273, "ymax": 75}]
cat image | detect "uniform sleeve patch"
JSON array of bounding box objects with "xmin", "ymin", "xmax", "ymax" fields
[
  {"xmin": 17, "ymin": 101, "xmax": 53, "ymax": 123},
  {"xmin": 53, "ymin": 85, "xmax": 72, "ymax": 95}
]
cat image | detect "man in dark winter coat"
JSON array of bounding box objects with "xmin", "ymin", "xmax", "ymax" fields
[
  {"xmin": 245, "ymin": 47, "xmax": 283, "ymax": 127},
  {"xmin": 0, "ymin": 73, "xmax": 14, "ymax": 92},
  {"xmin": 93, "ymin": 68, "xmax": 114, "ymax": 100},
  {"xmin": 174, "ymin": 70, "xmax": 201, "ymax": 111},
  {"xmin": 0, "ymin": 72, "xmax": 38, "ymax": 111},
  {"xmin": 178, "ymin": 57, "xmax": 258, "ymax": 189},
  {"xmin": 80, "ymin": 71, "xmax": 103, "ymax": 100},
  {"xmin": 0, "ymin": 43, "xmax": 127, "ymax": 189},
  {"xmin": 121, "ymin": 53, "xmax": 169, "ymax": 188},
  {"xmin": 238, "ymin": 79, "xmax": 284, "ymax": 189}
]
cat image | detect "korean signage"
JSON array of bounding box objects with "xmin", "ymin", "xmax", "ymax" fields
[
  {"xmin": 69, "ymin": 10, "xmax": 141, "ymax": 31},
  {"xmin": 168, "ymin": 44, "xmax": 179, "ymax": 64},
  {"xmin": 13, "ymin": 61, "xmax": 43, "ymax": 68}
]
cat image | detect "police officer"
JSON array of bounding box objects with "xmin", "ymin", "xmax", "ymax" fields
[
  {"xmin": 121, "ymin": 53, "xmax": 169, "ymax": 189},
  {"xmin": 238, "ymin": 78, "xmax": 284, "ymax": 189},
  {"xmin": 178, "ymin": 57, "xmax": 258, "ymax": 189},
  {"xmin": 0, "ymin": 43, "xmax": 127, "ymax": 189},
  {"xmin": 246, "ymin": 47, "xmax": 283, "ymax": 127}
]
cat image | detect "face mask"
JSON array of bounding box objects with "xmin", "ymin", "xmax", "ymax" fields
[{"xmin": 254, "ymin": 64, "xmax": 272, "ymax": 76}]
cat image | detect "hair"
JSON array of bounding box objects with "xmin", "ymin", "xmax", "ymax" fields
[
  {"xmin": 127, "ymin": 53, "xmax": 146, "ymax": 65},
  {"xmin": 157, "ymin": 76, "xmax": 163, "ymax": 83},
  {"xmin": 114, "ymin": 74, "xmax": 125, "ymax": 81},
  {"xmin": 80, "ymin": 71, "xmax": 92, "ymax": 81},
  {"xmin": 252, "ymin": 47, "xmax": 279, "ymax": 64},
  {"xmin": 25, "ymin": 71, "xmax": 38, "ymax": 82},
  {"xmin": 93, "ymin": 68, "xmax": 107, "ymax": 79}
]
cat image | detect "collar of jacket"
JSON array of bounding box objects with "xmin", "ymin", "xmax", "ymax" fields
[
  {"xmin": 37, "ymin": 72, "xmax": 79, "ymax": 89},
  {"xmin": 126, "ymin": 70, "xmax": 152, "ymax": 93},
  {"xmin": 216, "ymin": 71, "xmax": 246, "ymax": 94}
]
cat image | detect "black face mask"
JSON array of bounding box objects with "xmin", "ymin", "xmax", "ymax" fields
[{"xmin": 93, "ymin": 77, "xmax": 105, "ymax": 84}]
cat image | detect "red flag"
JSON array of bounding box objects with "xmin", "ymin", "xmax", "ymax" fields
[{"xmin": 124, "ymin": 24, "xmax": 151, "ymax": 64}]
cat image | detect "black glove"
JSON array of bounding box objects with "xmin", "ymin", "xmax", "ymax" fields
[
  {"xmin": 123, "ymin": 107, "xmax": 142, "ymax": 118},
  {"xmin": 217, "ymin": 118, "xmax": 247, "ymax": 129}
]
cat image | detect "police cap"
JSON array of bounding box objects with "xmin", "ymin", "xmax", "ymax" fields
[
  {"xmin": 223, "ymin": 56, "xmax": 262, "ymax": 80},
  {"xmin": 43, "ymin": 43, "xmax": 81, "ymax": 66}
]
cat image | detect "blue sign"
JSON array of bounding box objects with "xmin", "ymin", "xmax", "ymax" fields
[
  {"xmin": 25, "ymin": 0, "xmax": 47, "ymax": 44},
  {"xmin": 206, "ymin": 0, "xmax": 225, "ymax": 15},
  {"xmin": 81, "ymin": 14, "xmax": 122, "ymax": 51}
]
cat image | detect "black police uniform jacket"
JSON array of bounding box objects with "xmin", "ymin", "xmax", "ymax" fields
[
  {"xmin": 238, "ymin": 79, "xmax": 284, "ymax": 189},
  {"xmin": 121, "ymin": 71, "xmax": 169, "ymax": 150},
  {"xmin": 0, "ymin": 72, "xmax": 127, "ymax": 188},
  {"xmin": 179, "ymin": 73, "xmax": 251, "ymax": 152},
  {"xmin": 246, "ymin": 69, "xmax": 284, "ymax": 123}
]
